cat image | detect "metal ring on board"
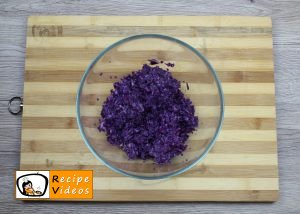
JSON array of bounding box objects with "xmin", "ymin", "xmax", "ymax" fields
[{"xmin": 8, "ymin": 96, "xmax": 23, "ymax": 115}]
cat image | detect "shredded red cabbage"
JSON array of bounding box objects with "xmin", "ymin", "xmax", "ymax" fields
[{"xmin": 98, "ymin": 63, "xmax": 198, "ymax": 164}]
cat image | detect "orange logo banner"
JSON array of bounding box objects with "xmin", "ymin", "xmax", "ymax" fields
[{"xmin": 49, "ymin": 170, "xmax": 93, "ymax": 199}]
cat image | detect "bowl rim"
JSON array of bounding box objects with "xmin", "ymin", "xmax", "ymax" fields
[{"xmin": 76, "ymin": 34, "xmax": 225, "ymax": 180}]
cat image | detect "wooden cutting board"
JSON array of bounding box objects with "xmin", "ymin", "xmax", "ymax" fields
[{"xmin": 20, "ymin": 16, "xmax": 279, "ymax": 201}]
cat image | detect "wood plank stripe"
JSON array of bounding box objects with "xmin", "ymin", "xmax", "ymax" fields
[
  {"xmin": 218, "ymin": 130, "xmax": 277, "ymax": 141},
  {"xmin": 210, "ymin": 141, "xmax": 277, "ymax": 153},
  {"xmin": 223, "ymin": 106, "xmax": 276, "ymax": 118},
  {"xmin": 24, "ymin": 82, "xmax": 275, "ymax": 95},
  {"xmin": 22, "ymin": 117, "xmax": 276, "ymax": 130},
  {"xmin": 28, "ymin": 16, "xmax": 272, "ymax": 27},
  {"xmin": 22, "ymin": 105, "xmax": 276, "ymax": 118},
  {"xmin": 25, "ymin": 59, "xmax": 274, "ymax": 73},
  {"xmin": 91, "ymin": 177, "xmax": 278, "ymax": 190},
  {"xmin": 27, "ymin": 26, "xmax": 272, "ymax": 38},
  {"xmin": 22, "ymin": 94, "xmax": 276, "ymax": 106},
  {"xmin": 24, "ymin": 70, "xmax": 275, "ymax": 83},
  {"xmin": 26, "ymin": 48, "xmax": 274, "ymax": 60},
  {"xmin": 20, "ymin": 153, "xmax": 278, "ymax": 166},
  {"xmin": 26, "ymin": 37, "xmax": 273, "ymax": 49},
  {"xmin": 25, "ymin": 70, "xmax": 82, "ymax": 82},
  {"xmin": 94, "ymin": 190, "xmax": 279, "ymax": 202},
  {"xmin": 222, "ymin": 118, "xmax": 276, "ymax": 130},
  {"xmin": 24, "ymin": 190, "xmax": 278, "ymax": 202},
  {"xmin": 20, "ymin": 164, "xmax": 278, "ymax": 178},
  {"xmin": 24, "ymin": 71, "xmax": 274, "ymax": 84},
  {"xmin": 90, "ymin": 190, "xmax": 278, "ymax": 201},
  {"xmin": 21, "ymin": 140, "xmax": 277, "ymax": 154},
  {"xmin": 21, "ymin": 128, "xmax": 277, "ymax": 141}
]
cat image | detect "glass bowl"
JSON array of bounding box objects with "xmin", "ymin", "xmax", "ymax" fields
[{"xmin": 76, "ymin": 34, "xmax": 224, "ymax": 179}]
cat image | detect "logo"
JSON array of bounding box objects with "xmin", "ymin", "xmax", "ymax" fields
[
  {"xmin": 16, "ymin": 171, "xmax": 49, "ymax": 199},
  {"xmin": 32, "ymin": 25, "xmax": 63, "ymax": 37},
  {"xmin": 16, "ymin": 170, "xmax": 93, "ymax": 200}
]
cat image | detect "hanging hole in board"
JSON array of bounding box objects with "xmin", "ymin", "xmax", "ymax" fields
[{"xmin": 8, "ymin": 96, "xmax": 23, "ymax": 115}]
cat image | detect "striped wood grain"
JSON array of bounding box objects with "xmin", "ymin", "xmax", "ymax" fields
[{"xmin": 20, "ymin": 16, "xmax": 278, "ymax": 201}]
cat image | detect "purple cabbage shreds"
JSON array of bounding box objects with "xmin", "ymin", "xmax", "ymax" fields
[
  {"xmin": 98, "ymin": 64, "xmax": 198, "ymax": 164},
  {"xmin": 148, "ymin": 59, "xmax": 160, "ymax": 65},
  {"xmin": 165, "ymin": 62, "xmax": 175, "ymax": 67}
]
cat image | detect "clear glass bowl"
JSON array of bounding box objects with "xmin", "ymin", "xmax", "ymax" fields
[{"xmin": 76, "ymin": 34, "xmax": 224, "ymax": 179}]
